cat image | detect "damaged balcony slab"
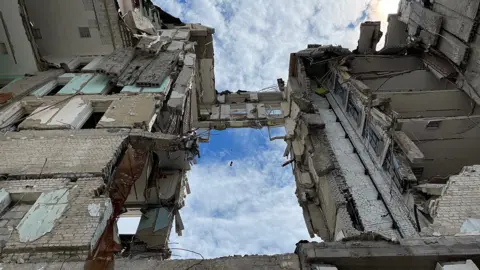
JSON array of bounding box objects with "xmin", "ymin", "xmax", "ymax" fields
[
  {"xmin": 312, "ymin": 95, "xmax": 399, "ymax": 239},
  {"xmin": 96, "ymin": 95, "xmax": 158, "ymax": 130},
  {"xmin": 0, "ymin": 129, "xmax": 194, "ymax": 179},
  {"xmin": 323, "ymin": 93, "xmax": 418, "ymax": 238}
]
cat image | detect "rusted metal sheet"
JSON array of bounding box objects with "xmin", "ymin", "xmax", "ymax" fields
[{"xmin": 91, "ymin": 199, "xmax": 113, "ymax": 251}]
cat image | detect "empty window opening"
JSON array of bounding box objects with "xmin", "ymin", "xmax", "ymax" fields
[
  {"xmin": 346, "ymin": 98, "xmax": 361, "ymax": 127},
  {"xmin": 46, "ymin": 85, "xmax": 64, "ymax": 96},
  {"xmin": 32, "ymin": 28, "xmax": 42, "ymax": 39},
  {"xmin": 79, "ymin": 27, "xmax": 91, "ymax": 38},
  {"xmin": 0, "ymin": 43, "xmax": 8, "ymax": 55},
  {"xmin": 412, "ymin": 167, "xmax": 424, "ymax": 180},
  {"xmin": 426, "ymin": 120, "xmax": 441, "ymax": 129},
  {"xmin": 0, "ymin": 78, "xmax": 16, "ymax": 89},
  {"xmin": 364, "ymin": 123, "xmax": 384, "ymax": 156},
  {"xmin": 334, "ymin": 79, "xmax": 347, "ymax": 104},
  {"xmin": 108, "ymin": 85, "xmax": 123, "ymax": 94},
  {"xmin": 267, "ymin": 109, "xmax": 283, "ymax": 117},
  {"xmin": 75, "ymin": 63, "xmax": 87, "ymax": 72},
  {"xmin": 81, "ymin": 112, "xmax": 105, "ymax": 129}
]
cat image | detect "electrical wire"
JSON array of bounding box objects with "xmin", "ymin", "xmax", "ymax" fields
[{"xmin": 169, "ymin": 247, "xmax": 205, "ymax": 270}]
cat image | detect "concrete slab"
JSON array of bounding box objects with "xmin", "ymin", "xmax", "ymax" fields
[{"xmin": 97, "ymin": 95, "xmax": 157, "ymax": 129}]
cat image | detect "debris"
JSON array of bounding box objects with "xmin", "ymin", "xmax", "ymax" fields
[{"xmin": 282, "ymin": 159, "xmax": 295, "ymax": 167}]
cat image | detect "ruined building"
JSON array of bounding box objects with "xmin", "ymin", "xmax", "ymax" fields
[{"xmin": 0, "ymin": 0, "xmax": 480, "ymax": 269}]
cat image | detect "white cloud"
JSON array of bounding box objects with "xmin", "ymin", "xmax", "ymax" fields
[
  {"xmin": 148, "ymin": 0, "xmax": 400, "ymax": 259},
  {"xmin": 155, "ymin": 0, "xmax": 399, "ymax": 91},
  {"xmin": 169, "ymin": 129, "xmax": 312, "ymax": 258}
]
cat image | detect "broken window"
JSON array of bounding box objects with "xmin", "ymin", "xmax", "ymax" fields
[
  {"xmin": 364, "ymin": 122, "xmax": 384, "ymax": 156},
  {"xmin": 334, "ymin": 79, "xmax": 347, "ymax": 105},
  {"xmin": 32, "ymin": 28, "xmax": 42, "ymax": 39},
  {"xmin": 426, "ymin": 120, "xmax": 441, "ymax": 129},
  {"xmin": 412, "ymin": 167, "xmax": 424, "ymax": 179},
  {"xmin": 81, "ymin": 112, "xmax": 106, "ymax": 129},
  {"xmin": 267, "ymin": 109, "xmax": 283, "ymax": 118},
  {"xmin": 346, "ymin": 98, "xmax": 361, "ymax": 127},
  {"xmin": 79, "ymin": 27, "xmax": 91, "ymax": 38},
  {"xmin": 230, "ymin": 104, "xmax": 248, "ymax": 120},
  {"xmin": 383, "ymin": 150, "xmax": 402, "ymax": 189},
  {"xmin": 46, "ymin": 85, "xmax": 64, "ymax": 96}
]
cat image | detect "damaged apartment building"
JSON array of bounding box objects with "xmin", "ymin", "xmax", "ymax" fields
[
  {"xmin": 0, "ymin": 0, "xmax": 287, "ymax": 269},
  {"xmin": 285, "ymin": 0, "xmax": 480, "ymax": 269},
  {"xmin": 0, "ymin": 0, "xmax": 209, "ymax": 268},
  {"xmin": 2, "ymin": 0, "xmax": 480, "ymax": 269}
]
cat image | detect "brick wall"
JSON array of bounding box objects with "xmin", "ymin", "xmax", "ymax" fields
[
  {"xmin": 0, "ymin": 177, "xmax": 110, "ymax": 263},
  {"xmin": 430, "ymin": 165, "xmax": 480, "ymax": 235},
  {"xmin": 0, "ymin": 130, "xmax": 127, "ymax": 178}
]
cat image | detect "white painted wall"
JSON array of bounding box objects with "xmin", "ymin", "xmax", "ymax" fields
[
  {"xmin": 0, "ymin": 1, "xmax": 39, "ymax": 75},
  {"xmin": 25, "ymin": 0, "xmax": 115, "ymax": 57}
]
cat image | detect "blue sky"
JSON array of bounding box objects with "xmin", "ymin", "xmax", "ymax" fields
[{"xmin": 119, "ymin": 0, "xmax": 399, "ymax": 259}]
